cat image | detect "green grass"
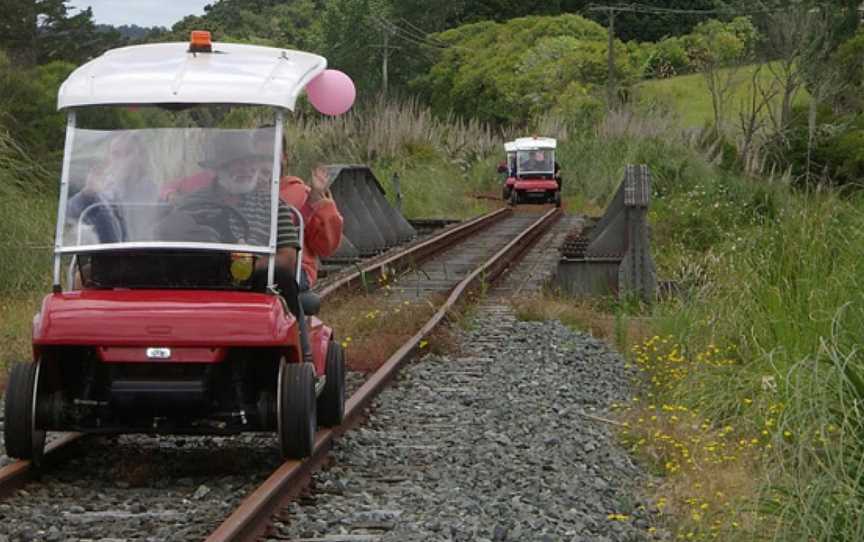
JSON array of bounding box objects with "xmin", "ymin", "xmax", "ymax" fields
[
  {"xmin": 644, "ymin": 187, "xmax": 864, "ymax": 540},
  {"xmin": 635, "ymin": 63, "xmax": 811, "ymax": 129},
  {"xmin": 0, "ymin": 293, "xmax": 45, "ymax": 369},
  {"xmin": 0, "ymin": 131, "xmax": 56, "ymax": 293}
]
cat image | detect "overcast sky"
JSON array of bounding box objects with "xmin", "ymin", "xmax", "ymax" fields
[{"xmin": 72, "ymin": 0, "xmax": 212, "ymax": 28}]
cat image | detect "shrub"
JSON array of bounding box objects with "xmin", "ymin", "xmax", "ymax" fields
[
  {"xmin": 643, "ymin": 36, "xmax": 692, "ymax": 79},
  {"xmin": 419, "ymin": 14, "xmax": 634, "ymax": 123},
  {"xmin": 0, "ymin": 60, "xmax": 76, "ymax": 156},
  {"xmin": 830, "ymin": 27, "xmax": 864, "ymax": 115},
  {"xmin": 768, "ymin": 105, "xmax": 864, "ymax": 187}
]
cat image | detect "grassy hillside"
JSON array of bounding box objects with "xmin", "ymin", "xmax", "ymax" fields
[{"xmin": 635, "ymin": 64, "xmax": 810, "ymax": 128}]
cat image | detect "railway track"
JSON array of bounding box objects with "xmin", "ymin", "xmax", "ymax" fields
[
  {"xmin": 0, "ymin": 205, "xmax": 563, "ymax": 541},
  {"xmin": 234, "ymin": 210, "xmax": 648, "ymax": 541}
]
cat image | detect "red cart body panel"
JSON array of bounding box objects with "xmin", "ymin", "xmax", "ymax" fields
[
  {"xmin": 513, "ymin": 178, "xmax": 559, "ymax": 192},
  {"xmin": 32, "ymin": 290, "xmax": 298, "ymax": 351}
]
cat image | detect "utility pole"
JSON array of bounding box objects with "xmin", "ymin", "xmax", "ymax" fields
[
  {"xmin": 372, "ymin": 16, "xmax": 398, "ymax": 99},
  {"xmin": 382, "ymin": 29, "xmax": 389, "ymax": 98},
  {"xmin": 589, "ymin": 5, "xmax": 637, "ymax": 110},
  {"xmin": 607, "ymin": 7, "xmax": 616, "ymax": 109}
]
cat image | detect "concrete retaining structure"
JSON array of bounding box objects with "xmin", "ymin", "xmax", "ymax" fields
[
  {"xmin": 555, "ymin": 164, "xmax": 657, "ymax": 302},
  {"xmin": 324, "ymin": 165, "xmax": 417, "ymax": 261}
]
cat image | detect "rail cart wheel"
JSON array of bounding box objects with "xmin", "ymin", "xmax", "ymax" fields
[
  {"xmin": 318, "ymin": 341, "xmax": 346, "ymax": 427},
  {"xmin": 278, "ymin": 361, "xmax": 317, "ymax": 459},
  {"xmin": 509, "ymin": 189, "xmax": 519, "ymax": 206},
  {"xmin": 553, "ymin": 190, "xmax": 562, "ymax": 208},
  {"xmin": 502, "ymin": 186, "xmax": 511, "ymax": 200},
  {"xmin": 3, "ymin": 362, "xmax": 46, "ymax": 464}
]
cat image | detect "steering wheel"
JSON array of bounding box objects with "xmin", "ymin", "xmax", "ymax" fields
[{"xmin": 175, "ymin": 199, "xmax": 251, "ymax": 244}]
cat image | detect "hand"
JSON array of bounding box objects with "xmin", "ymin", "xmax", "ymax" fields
[
  {"xmin": 307, "ymin": 166, "xmax": 330, "ymax": 204},
  {"xmin": 84, "ymin": 167, "xmax": 105, "ymax": 193}
]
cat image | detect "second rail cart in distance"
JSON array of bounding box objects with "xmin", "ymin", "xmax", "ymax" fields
[{"xmin": 504, "ymin": 137, "xmax": 561, "ymax": 207}]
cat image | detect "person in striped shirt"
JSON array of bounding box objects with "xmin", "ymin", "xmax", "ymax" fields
[{"xmin": 167, "ymin": 134, "xmax": 302, "ymax": 299}]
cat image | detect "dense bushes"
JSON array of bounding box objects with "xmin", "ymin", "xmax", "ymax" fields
[
  {"xmin": 418, "ymin": 15, "xmax": 632, "ymax": 124},
  {"xmin": 831, "ymin": 28, "xmax": 864, "ymax": 114},
  {"xmin": 638, "ymin": 16, "xmax": 758, "ymax": 80},
  {"xmin": 0, "ymin": 55, "xmax": 75, "ymax": 157},
  {"xmin": 766, "ymin": 105, "xmax": 864, "ymax": 187},
  {"xmin": 418, "ymin": 14, "xmax": 760, "ymax": 124}
]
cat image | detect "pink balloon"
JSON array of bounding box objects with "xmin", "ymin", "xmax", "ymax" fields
[{"xmin": 305, "ymin": 69, "xmax": 356, "ymax": 116}]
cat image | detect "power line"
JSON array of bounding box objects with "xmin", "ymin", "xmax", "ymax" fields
[
  {"xmin": 372, "ymin": 15, "xmax": 451, "ymax": 50},
  {"xmin": 397, "ymin": 17, "xmax": 450, "ymax": 47},
  {"xmin": 586, "ymin": 2, "xmax": 800, "ymax": 16},
  {"xmin": 373, "ymin": 15, "xmax": 482, "ymax": 54}
]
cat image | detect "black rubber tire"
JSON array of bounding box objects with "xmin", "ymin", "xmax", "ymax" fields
[
  {"xmin": 509, "ymin": 189, "xmax": 519, "ymax": 206},
  {"xmin": 279, "ymin": 361, "xmax": 317, "ymax": 459},
  {"xmin": 3, "ymin": 362, "xmax": 46, "ymax": 462},
  {"xmin": 553, "ymin": 190, "xmax": 562, "ymax": 207},
  {"xmin": 317, "ymin": 341, "xmax": 346, "ymax": 427}
]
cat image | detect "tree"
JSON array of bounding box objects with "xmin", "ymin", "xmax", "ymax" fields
[
  {"xmin": 318, "ymin": 0, "xmax": 391, "ymax": 95},
  {"xmin": 417, "ymin": 14, "xmax": 628, "ymax": 124},
  {"xmin": 0, "ymin": 0, "xmax": 119, "ymax": 66},
  {"xmin": 688, "ymin": 17, "xmax": 758, "ymax": 132},
  {"xmin": 40, "ymin": 7, "xmax": 120, "ymax": 64},
  {"xmin": 0, "ymin": 0, "xmax": 65, "ymax": 64},
  {"xmin": 746, "ymin": 0, "xmax": 859, "ymax": 131}
]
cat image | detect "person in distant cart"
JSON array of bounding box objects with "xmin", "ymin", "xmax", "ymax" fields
[
  {"xmin": 520, "ymin": 150, "xmax": 549, "ymax": 174},
  {"xmin": 554, "ymin": 160, "xmax": 562, "ymax": 189}
]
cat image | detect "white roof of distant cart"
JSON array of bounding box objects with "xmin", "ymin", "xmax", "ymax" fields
[
  {"xmin": 57, "ymin": 42, "xmax": 327, "ymax": 110},
  {"xmin": 504, "ymin": 141, "xmax": 517, "ymax": 152},
  {"xmin": 512, "ymin": 137, "xmax": 557, "ymax": 151}
]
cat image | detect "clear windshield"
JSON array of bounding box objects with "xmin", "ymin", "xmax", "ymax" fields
[
  {"xmin": 517, "ymin": 149, "xmax": 555, "ymax": 175},
  {"xmin": 62, "ymin": 126, "xmax": 277, "ymax": 250}
]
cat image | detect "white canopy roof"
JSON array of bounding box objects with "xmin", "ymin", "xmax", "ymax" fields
[
  {"xmin": 512, "ymin": 137, "xmax": 557, "ymax": 151},
  {"xmin": 504, "ymin": 141, "xmax": 517, "ymax": 153},
  {"xmin": 57, "ymin": 42, "xmax": 327, "ymax": 110}
]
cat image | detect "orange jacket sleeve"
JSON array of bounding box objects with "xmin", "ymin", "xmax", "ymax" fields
[
  {"xmin": 278, "ymin": 176, "xmax": 344, "ymax": 285},
  {"xmin": 305, "ymin": 199, "xmax": 344, "ymax": 258},
  {"xmin": 280, "ymin": 176, "xmax": 344, "ymax": 257}
]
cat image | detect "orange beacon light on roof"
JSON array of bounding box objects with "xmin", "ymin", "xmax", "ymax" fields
[{"xmin": 189, "ymin": 30, "xmax": 213, "ymax": 53}]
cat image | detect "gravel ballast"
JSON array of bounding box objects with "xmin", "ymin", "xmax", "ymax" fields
[
  {"xmin": 269, "ymin": 303, "xmax": 649, "ymax": 542},
  {"xmin": 0, "ymin": 372, "xmax": 366, "ymax": 541}
]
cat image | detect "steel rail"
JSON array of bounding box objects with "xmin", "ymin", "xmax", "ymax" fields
[
  {"xmin": 0, "ymin": 208, "xmax": 511, "ymax": 501},
  {"xmin": 317, "ymin": 207, "xmax": 511, "ymax": 299},
  {"xmin": 206, "ymin": 206, "xmax": 561, "ymax": 542},
  {"xmin": 0, "ymin": 433, "xmax": 81, "ymax": 498}
]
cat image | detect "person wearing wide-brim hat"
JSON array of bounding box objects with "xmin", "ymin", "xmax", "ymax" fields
[
  {"xmin": 160, "ymin": 131, "xmax": 269, "ymax": 201},
  {"xmin": 160, "ymin": 129, "xmax": 299, "ymax": 256}
]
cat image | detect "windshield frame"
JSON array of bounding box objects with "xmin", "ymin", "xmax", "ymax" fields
[{"xmin": 51, "ymin": 108, "xmax": 288, "ymax": 291}]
